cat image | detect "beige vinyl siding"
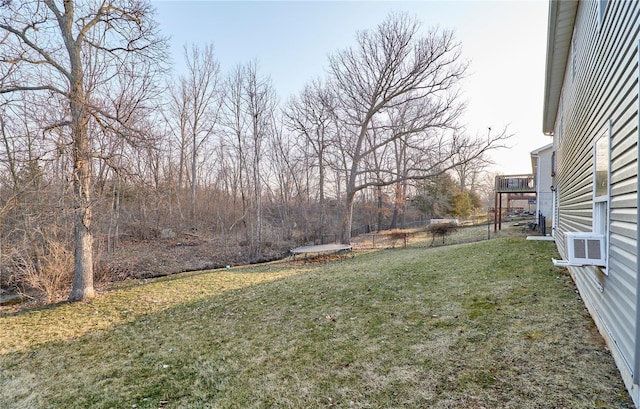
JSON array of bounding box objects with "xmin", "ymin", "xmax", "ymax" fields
[{"xmin": 554, "ymin": 0, "xmax": 639, "ymax": 392}]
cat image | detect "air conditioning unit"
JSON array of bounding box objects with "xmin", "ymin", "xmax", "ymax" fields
[{"xmin": 564, "ymin": 232, "xmax": 606, "ymax": 266}]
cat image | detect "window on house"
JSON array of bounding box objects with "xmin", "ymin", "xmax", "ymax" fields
[
  {"xmin": 598, "ymin": 0, "xmax": 608, "ymax": 26},
  {"xmin": 594, "ymin": 133, "xmax": 608, "ymax": 199},
  {"xmin": 593, "ymin": 121, "xmax": 611, "ymax": 272}
]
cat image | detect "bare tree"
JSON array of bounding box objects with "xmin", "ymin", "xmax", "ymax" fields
[
  {"xmin": 222, "ymin": 65, "xmax": 251, "ymax": 238},
  {"xmin": 221, "ymin": 62, "xmax": 276, "ymax": 259},
  {"xmin": 283, "ymin": 79, "xmax": 336, "ymax": 239},
  {"xmin": 265, "ymin": 115, "xmax": 302, "ymax": 238},
  {"xmin": 389, "ymin": 129, "xmax": 410, "ymax": 229},
  {"xmin": 161, "ymin": 45, "xmax": 222, "ymax": 225},
  {"xmin": 182, "ymin": 44, "xmax": 222, "ymax": 222},
  {"xmin": 244, "ymin": 62, "xmax": 276, "ymax": 258},
  {"xmin": 450, "ymin": 128, "xmax": 496, "ymax": 192},
  {"xmin": 0, "ymin": 0, "xmax": 167, "ymax": 301},
  {"xmin": 164, "ymin": 79, "xmax": 190, "ymax": 192},
  {"xmin": 328, "ymin": 12, "xmax": 509, "ymax": 243}
]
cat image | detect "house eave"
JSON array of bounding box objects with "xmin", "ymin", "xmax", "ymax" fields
[
  {"xmin": 542, "ymin": 0, "xmax": 579, "ymax": 135},
  {"xmin": 530, "ymin": 142, "xmax": 554, "ymax": 156}
]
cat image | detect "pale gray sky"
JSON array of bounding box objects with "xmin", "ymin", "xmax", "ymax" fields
[{"xmin": 153, "ymin": 0, "xmax": 551, "ymax": 176}]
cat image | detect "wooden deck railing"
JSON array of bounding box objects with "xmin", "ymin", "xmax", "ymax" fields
[{"xmin": 494, "ymin": 174, "xmax": 535, "ymax": 193}]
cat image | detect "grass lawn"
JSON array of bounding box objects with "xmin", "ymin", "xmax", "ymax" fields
[{"xmin": 0, "ymin": 235, "xmax": 634, "ymax": 408}]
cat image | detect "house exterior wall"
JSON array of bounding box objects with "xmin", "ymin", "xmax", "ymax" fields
[
  {"xmin": 547, "ymin": 0, "xmax": 640, "ymax": 404},
  {"xmin": 531, "ymin": 144, "xmax": 554, "ymax": 230}
]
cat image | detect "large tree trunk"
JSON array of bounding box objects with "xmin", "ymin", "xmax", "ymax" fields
[
  {"xmin": 341, "ymin": 189, "xmax": 355, "ymax": 244},
  {"xmin": 377, "ymin": 186, "xmax": 383, "ymax": 232},
  {"xmin": 390, "ymin": 207, "xmax": 399, "ymax": 230},
  {"xmin": 68, "ymin": 96, "xmax": 95, "ymax": 302},
  {"xmin": 70, "ymin": 198, "xmax": 94, "ymax": 302},
  {"xmin": 67, "ymin": 43, "xmax": 95, "ymax": 302}
]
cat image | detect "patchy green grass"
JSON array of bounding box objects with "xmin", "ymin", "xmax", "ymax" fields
[{"xmin": 0, "ymin": 237, "xmax": 634, "ymax": 408}]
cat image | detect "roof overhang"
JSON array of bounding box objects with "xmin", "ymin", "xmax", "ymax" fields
[
  {"xmin": 542, "ymin": 0, "xmax": 579, "ymax": 135},
  {"xmin": 530, "ymin": 142, "xmax": 554, "ymax": 156},
  {"xmin": 530, "ymin": 143, "xmax": 554, "ymax": 173}
]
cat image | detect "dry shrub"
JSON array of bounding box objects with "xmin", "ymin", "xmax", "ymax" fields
[
  {"xmin": 13, "ymin": 238, "xmax": 73, "ymax": 302},
  {"xmin": 0, "ymin": 254, "xmax": 17, "ymax": 290},
  {"xmin": 427, "ymin": 222, "xmax": 458, "ymax": 246},
  {"xmin": 94, "ymin": 260, "xmax": 137, "ymax": 283},
  {"xmin": 387, "ymin": 229, "xmax": 410, "ymax": 248}
]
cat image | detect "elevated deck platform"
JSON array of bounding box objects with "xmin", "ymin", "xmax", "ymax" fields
[
  {"xmin": 494, "ymin": 174, "xmax": 536, "ymax": 232},
  {"xmin": 495, "ymin": 174, "xmax": 535, "ymax": 193}
]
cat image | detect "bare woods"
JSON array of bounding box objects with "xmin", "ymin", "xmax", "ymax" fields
[{"xmin": 0, "ymin": 2, "xmax": 508, "ymax": 303}]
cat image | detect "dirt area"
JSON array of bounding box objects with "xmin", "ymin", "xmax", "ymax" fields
[{"xmin": 96, "ymin": 233, "xmax": 290, "ymax": 281}]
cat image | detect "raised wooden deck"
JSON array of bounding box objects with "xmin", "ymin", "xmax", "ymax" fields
[
  {"xmin": 494, "ymin": 174, "xmax": 536, "ymax": 232},
  {"xmin": 495, "ymin": 174, "xmax": 535, "ymax": 193}
]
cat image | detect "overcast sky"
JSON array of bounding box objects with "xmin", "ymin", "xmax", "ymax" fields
[{"xmin": 152, "ymin": 0, "xmax": 551, "ymax": 176}]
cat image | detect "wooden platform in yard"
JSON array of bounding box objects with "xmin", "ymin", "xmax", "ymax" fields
[{"xmin": 290, "ymin": 243, "xmax": 352, "ymax": 259}]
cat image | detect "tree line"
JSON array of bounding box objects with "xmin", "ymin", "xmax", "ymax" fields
[{"xmin": 0, "ymin": 1, "xmax": 509, "ymax": 302}]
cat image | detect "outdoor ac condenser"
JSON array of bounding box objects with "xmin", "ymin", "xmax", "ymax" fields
[{"xmin": 564, "ymin": 232, "xmax": 606, "ymax": 266}]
